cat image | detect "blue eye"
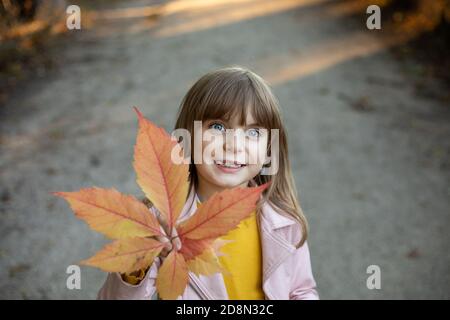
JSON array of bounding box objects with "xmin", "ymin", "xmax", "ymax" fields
[
  {"xmin": 246, "ymin": 128, "xmax": 260, "ymax": 138},
  {"xmin": 209, "ymin": 122, "xmax": 225, "ymax": 132}
]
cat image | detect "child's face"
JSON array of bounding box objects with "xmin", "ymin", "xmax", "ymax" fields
[{"xmin": 194, "ymin": 110, "xmax": 268, "ymax": 193}]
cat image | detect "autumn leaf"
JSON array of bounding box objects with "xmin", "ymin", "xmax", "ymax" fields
[
  {"xmin": 186, "ymin": 246, "xmax": 226, "ymax": 277},
  {"xmin": 133, "ymin": 107, "xmax": 189, "ymax": 231},
  {"xmin": 156, "ymin": 250, "xmax": 189, "ymax": 300},
  {"xmin": 178, "ymin": 237, "xmax": 215, "ymax": 261},
  {"xmin": 51, "ymin": 187, "xmax": 164, "ymax": 239},
  {"xmin": 52, "ymin": 107, "xmax": 269, "ymax": 300},
  {"xmin": 81, "ymin": 237, "xmax": 165, "ymax": 274}
]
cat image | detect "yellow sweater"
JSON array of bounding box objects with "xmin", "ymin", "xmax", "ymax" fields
[{"xmin": 217, "ymin": 209, "xmax": 265, "ymax": 300}]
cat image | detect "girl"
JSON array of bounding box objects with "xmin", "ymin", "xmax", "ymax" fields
[{"xmin": 97, "ymin": 66, "xmax": 319, "ymax": 300}]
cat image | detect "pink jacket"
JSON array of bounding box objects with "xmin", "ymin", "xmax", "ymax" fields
[{"xmin": 97, "ymin": 184, "xmax": 319, "ymax": 300}]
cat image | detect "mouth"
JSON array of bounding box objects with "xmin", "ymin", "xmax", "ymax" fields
[{"xmin": 214, "ymin": 160, "xmax": 247, "ymax": 172}]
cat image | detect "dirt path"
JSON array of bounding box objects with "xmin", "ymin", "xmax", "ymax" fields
[{"xmin": 1, "ymin": 0, "xmax": 449, "ymax": 299}]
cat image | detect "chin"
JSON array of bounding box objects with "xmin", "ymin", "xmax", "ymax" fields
[
  {"xmin": 205, "ymin": 175, "xmax": 237, "ymax": 188},
  {"xmin": 213, "ymin": 179, "xmax": 245, "ymax": 189}
]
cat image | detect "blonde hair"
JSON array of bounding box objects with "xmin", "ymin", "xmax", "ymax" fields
[{"xmin": 173, "ymin": 66, "xmax": 309, "ymax": 248}]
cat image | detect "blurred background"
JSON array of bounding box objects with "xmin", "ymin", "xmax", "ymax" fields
[{"xmin": 0, "ymin": 0, "xmax": 449, "ymax": 299}]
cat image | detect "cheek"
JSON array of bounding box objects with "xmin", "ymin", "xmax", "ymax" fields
[
  {"xmin": 201, "ymin": 139, "xmax": 211, "ymax": 158},
  {"xmin": 247, "ymin": 139, "xmax": 268, "ymax": 165},
  {"xmin": 194, "ymin": 162, "xmax": 213, "ymax": 181},
  {"xmin": 245, "ymin": 163, "xmax": 263, "ymax": 178}
]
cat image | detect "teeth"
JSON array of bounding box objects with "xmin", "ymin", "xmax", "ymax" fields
[{"xmin": 215, "ymin": 160, "xmax": 243, "ymax": 168}]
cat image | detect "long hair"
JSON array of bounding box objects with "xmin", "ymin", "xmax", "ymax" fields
[{"xmin": 172, "ymin": 66, "xmax": 309, "ymax": 248}]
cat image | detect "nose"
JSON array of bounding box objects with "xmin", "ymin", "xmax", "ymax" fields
[{"xmin": 224, "ymin": 128, "xmax": 245, "ymax": 153}]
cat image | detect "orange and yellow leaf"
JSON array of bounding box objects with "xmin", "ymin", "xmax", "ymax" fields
[
  {"xmin": 133, "ymin": 107, "xmax": 189, "ymax": 230},
  {"xmin": 156, "ymin": 250, "xmax": 189, "ymax": 300},
  {"xmin": 51, "ymin": 187, "xmax": 163, "ymax": 239},
  {"xmin": 179, "ymin": 237, "xmax": 215, "ymax": 261},
  {"xmin": 81, "ymin": 237, "xmax": 165, "ymax": 274},
  {"xmin": 186, "ymin": 247, "xmax": 225, "ymax": 276}
]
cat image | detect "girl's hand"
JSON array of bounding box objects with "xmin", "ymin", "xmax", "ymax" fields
[
  {"xmin": 120, "ymin": 209, "xmax": 182, "ymax": 284},
  {"xmin": 154, "ymin": 213, "xmax": 182, "ymax": 261}
]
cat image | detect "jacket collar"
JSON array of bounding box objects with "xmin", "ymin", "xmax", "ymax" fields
[
  {"xmin": 247, "ymin": 178, "xmax": 297, "ymax": 232},
  {"xmin": 260, "ymin": 201, "xmax": 298, "ymax": 231}
]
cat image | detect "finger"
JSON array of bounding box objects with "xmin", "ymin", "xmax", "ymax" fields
[
  {"xmin": 156, "ymin": 213, "xmax": 165, "ymax": 227},
  {"xmin": 155, "ymin": 215, "xmax": 171, "ymax": 241},
  {"xmin": 156, "ymin": 212, "xmax": 169, "ymax": 230},
  {"xmin": 159, "ymin": 240, "xmax": 172, "ymax": 258},
  {"xmin": 160, "ymin": 247, "xmax": 169, "ymax": 258},
  {"xmin": 172, "ymin": 237, "xmax": 182, "ymax": 251},
  {"xmin": 156, "ymin": 234, "xmax": 172, "ymax": 258},
  {"xmin": 156, "ymin": 234, "xmax": 169, "ymax": 244},
  {"xmin": 170, "ymin": 226, "xmax": 179, "ymax": 238},
  {"xmin": 170, "ymin": 227, "xmax": 182, "ymax": 251},
  {"xmin": 152, "ymin": 210, "xmax": 169, "ymax": 235},
  {"xmin": 163, "ymin": 240, "xmax": 172, "ymax": 251}
]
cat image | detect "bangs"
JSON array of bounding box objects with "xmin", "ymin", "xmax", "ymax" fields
[{"xmin": 196, "ymin": 75, "xmax": 275, "ymax": 129}]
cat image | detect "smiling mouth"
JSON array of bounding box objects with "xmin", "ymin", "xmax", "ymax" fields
[{"xmin": 214, "ymin": 160, "xmax": 247, "ymax": 169}]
